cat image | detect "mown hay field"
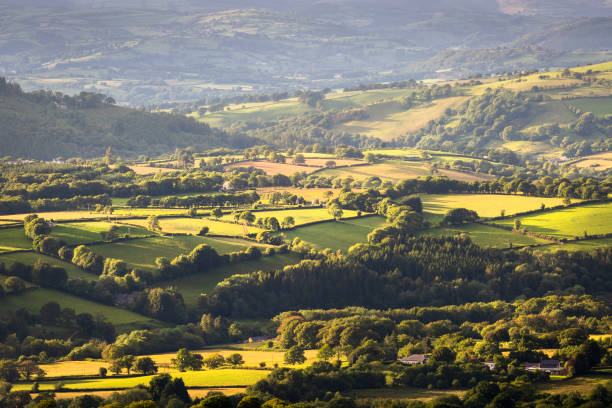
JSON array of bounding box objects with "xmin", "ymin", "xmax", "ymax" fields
[
  {"xmin": 492, "ymin": 202, "xmax": 612, "ymax": 239},
  {"xmin": 420, "ymin": 194, "xmax": 572, "ymax": 218},
  {"xmin": 316, "ymin": 160, "xmax": 431, "ymax": 182},
  {"xmin": 279, "ymin": 217, "xmax": 387, "ymax": 252}
]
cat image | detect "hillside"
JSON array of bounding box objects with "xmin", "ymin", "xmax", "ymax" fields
[
  {"xmin": 2, "ymin": 0, "xmax": 612, "ymax": 105},
  {"xmin": 195, "ymin": 62, "xmax": 612, "ymax": 161},
  {"xmin": 0, "ymin": 78, "xmax": 253, "ymax": 159}
]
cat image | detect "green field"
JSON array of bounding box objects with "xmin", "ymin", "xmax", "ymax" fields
[
  {"xmin": 0, "ymin": 227, "xmax": 32, "ymax": 252},
  {"xmin": 566, "ymin": 97, "xmax": 612, "ymax": 117},
  {"xmin": 0, "ymin": 287, "xmax": 157, "ymax": 328},
  {"xmin": 49, "ymin": 222, "xmax": 151, "ymax": 245},
  {"xmin": 534, "ymin": 238, "xmax": 612, "ymax": 252},
  {"xmin": 220, "ymin": 208, "xmax": 360, "ymax": 227},
  {"xmin": 12, "ymin": 368, "xmax": 269, "ymax": 391},
  {"xmin": 0, "ymin": 252, "xmax": 97, "ymax": 281},
  {"xmin": 279, "ymin": 216, "xmax": 387, "ymax": 251},
  {"xmin": 492, "ymin": 202, "xmax": 612, "ymax": 239},
  {"xmin": 91, "ymin": 236, "xmax": 266, "ymax": 271},
  {"xmin": 164, "ymin": 253, "xmax": 300, "ymax": 308},
  {"xmin": 420, "ymin": 194, "xmax": 572, "ymax": 218},
  {"xmin": 123, "ymin": 217, "xmax": 263, "ymax": 236},
  {"xmin": 418, "ymin": 223, "xmax": 552, "ymax": 248}
]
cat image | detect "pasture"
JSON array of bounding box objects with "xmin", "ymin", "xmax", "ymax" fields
[
  {"xmin": 0, "ymin": 227, "xmax": 32, "ymax": 252},
  {"xmin": 220, "ymin": 207, "xmax": 360, "ymax": 226},
  {"xmin": 420, "ymin": 194, "xmax": 572, "ymax": 218},
  {"xmin": 279, "ymin": 217, "xmax": 387, "ymax": 252},
  {"xmin": 566, "ymin": 97, "xmax": 612, "ymax": 117},
  {"xmin": 163, "ymin": 253, "xmax": 300, "ymax": 307},
  {"xmin": 0, "ymin": 287, "xmax": 158, "ymax": 328},
  {"xmin": 122, "ymin": 217, "xmax": 263, "ymax": 235},
  {"xmin": 350, "ymin": 388, "xmax": 467, "ymax": 403},
  {"xmin": 49, "ymin": 221, "xmax": 151, "ymax": 245},
  {"xmin": 418, "ymin": 224, "xmax": 552, "ymax": 248},
  {"xmin": 91, "ymin": 236, "xmax": 265, "ymax": 271},
  {"xmin": 256, "ymin": 187, "xmax": 341, "ymax": 203},
  {"xmin": 491, "ymin": 202, "xmax": 612, "ymax": 239},
  {"xmin": 533, "ymin": 238, "xmax": 612, "ymax": 253},
  {"xmin": 0, "ymin": 252, "xmax": 97, "ymax": 281},
  {"xmin": 0, "ymin": 211, "xmax": 103, "ymax": 221}
]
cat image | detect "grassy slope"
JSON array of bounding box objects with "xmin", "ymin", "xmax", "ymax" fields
[
  {"xmin": 0, "ymin": 252, "xmax": 97, "ymax": 281},
  {"xmin": 163, "ymin": 253, "xmax": 300, "ymax": 308},
  {"xmin": 0, "ymin": 287, "xmax": 157, "ymax": 328},
  {"xmin": 279, "ymin": 217, "xmax": 387, "ymax": 252},
  {"xmin": 492, "ymin": 202, "xmax": 612, "ymax": 239},
  {"xmin": 420, "ymin": 194, "xmax": 572, "ymax": 218}
]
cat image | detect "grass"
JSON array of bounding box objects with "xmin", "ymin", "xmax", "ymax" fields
[
  {"xmin": 163, "ymin": 253, "xmax": 300, "ymax": 307},
  {"xmin": 123, "ymin": 217, "xmax": 263, "ymax": 235},
  {"xmin": 418, "ymin": 224, "xmax": 552, "ymax": 248},
  {"xmin": 0, "ymin": 252, "xmax": 97, "ymax": 281},
  {"xmin": 91, "ymin": 236, "xmax": 265, "ymax": 271},
  {"xmin": 532, "ymin": 238, "xmax": 612, "ymax": 252},
  {"xmin": 491, "ymin": 202, "xmax": 612, "ymax": 239},
  {"xmin": 220, "ymin": 208, "xmax": 360, "ymax": 226},
  {"xmin": 566, "ymin": 97, "xmax": 612, "ymax": 117},
  {"xmin": 256, "ymin": 187, "xmax": 343, "ymax": 203},
  {"xmin": 0, "ymin": 287, "xmax": 157, "ymax": 328},
  {"xmin": 12, "ymin": 369, "xmax": 270, "ymax": 391},
  {"xmin": 49, "ymin": 222, "xmax": 151, "ymax": 245},
  {"xmin": 0, "ymin": 211, "xmax": 103, "ymax": 221},
  {"xmin": 420, "ymin": 194, "xmax": 572, "ymax": 218},
  {"xmin": 0, "ymin": 227, "xmax": 33, "ymax": 252},
  {"xmin": 537, "ymin": 373, "xmax": 612, "ymax": 396},
  {"xmin": 279, "ymin": 217, "xmax": 387, "ymax": 251}
]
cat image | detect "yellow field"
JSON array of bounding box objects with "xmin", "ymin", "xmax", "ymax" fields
[
  {"xmin": 221, "ymin": 208, "xmax": 360, "ymax": 226},
  {"xmin": 39, "ymin": 348, "xmax": 318, "ymax": 378},
  {"xmin": 123, "ymin": 217, "xmax": 263, "ymax": 235},
  {"xmin": 256, "ymin": 187, "xmax": 346, "ymax": 202},
  {"xmin": 421, "ymin": 194, "xmax": 572, "ymax": 218},
  {"xmin": 34, "ymin": 389, "xmax": 246, "ymax": 400},
  {"xmin": 0, "ymin": 211, "xmax": 103, "ymax": 221},
  {"xmin": 573, "ymin": 159, "xmax": 612, "ymax": 170},
  {"xmin": 350, "ymin": 388, "xmax": 467, "ymax": 403}
]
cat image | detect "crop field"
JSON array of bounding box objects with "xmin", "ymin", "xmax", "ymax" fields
[
  {"xmin": 420, "ymin": 194, "xmax": 572, "ymax": 218},
  {"xmin": 491, "ymin": 202, "xmax": 612, "ymax": 239},
  {"xmin": 49, "ymin": 222, "xmax": 151, "ymax": 245},
  {"xmin": 279, "ymin": 217, "xmax": 387, "ymax": 252},
  {"xmin": 91, "ymin": 236, "xmax": 264, "ymax": 270},
  {"xmin": 163, "ymin": 253, "xmax": 300, "ymax": 307},
  {"xmin": 0, "ymin": 287, "xmax": 157, "ymax": 327},
  {"xmin": 127, "ymin": 164, "xmax": 180, "ymax": 175},
  {"xmin": 566, "ymin": 97, "xmax": 612, "ymax": 116},
  {"xmin": 0, "ymin": 227, "xmax": 32, "ymax": 252},
  {"xmin": 573, "ymin": 159, "xmax": 612, "ymax": 170},
  {"xmin": 13, "ymin": 369, "xmax": 270, "ymax": 392},
  {"xmin": 418, "ymin": 224, "xmax": 552, "ymax": 248},
  {"xmin": 364, "ymin": 149, "xmax": 420, "ymax": 157},
  {"xmin": 220, "ymin": 208, "xmax": 360, "ymax": 226},
  {"xmin": 316, "ymin": 160, "xmax": 431, "ymax": 182},
  {"xmin": 0, "ymin": 252, "xmax": 97, "ymax": 281},
  {"xmin": 112, "ymin": 208, "xmax": 189, "ymax": 217},
  {"xmin": 123, "ymin": 217, "xmax": 263, "ymax": 235}
]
